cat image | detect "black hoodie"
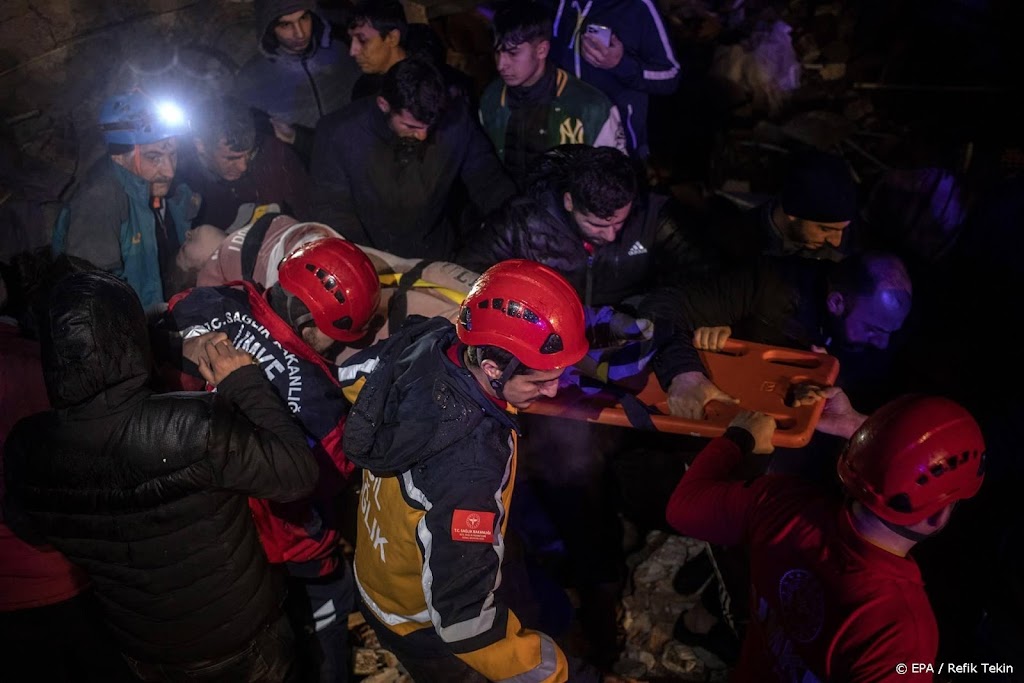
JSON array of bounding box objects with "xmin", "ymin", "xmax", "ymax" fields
[{"xmin": 3, "ymin": 271, "xmax": 319, "ymax": 664}]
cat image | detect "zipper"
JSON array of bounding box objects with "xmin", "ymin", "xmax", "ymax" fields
[{"xmin": 303, "ymin": 57, "xmax": 325, "ymax": 118}]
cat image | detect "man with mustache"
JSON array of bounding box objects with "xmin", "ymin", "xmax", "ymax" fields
[
  {"xmin": 311, "ymin": 57, "xmax": 515, "ymax": 260},
  {"xmin": 51, "ymin": 91, "xmax": 198, "ymax": 311}
]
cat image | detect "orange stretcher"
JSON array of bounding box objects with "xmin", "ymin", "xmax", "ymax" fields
[{"xmin": 524, "ymin": 339, "xmax": 840, "ymax": 448}]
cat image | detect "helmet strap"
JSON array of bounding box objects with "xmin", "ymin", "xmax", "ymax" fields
[
  {"xmin": 489, "ymin": 358, "xmax": 521, "ymax": 401},
  {"xmin": 880, "ymin": 517, "xmax": 931, "ymax": 543}
]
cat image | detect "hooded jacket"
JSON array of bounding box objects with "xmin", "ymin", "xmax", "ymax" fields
[
  {"xmin": 2, "ymin": 271, "xmax": 319, "ymax": 664},
  {"xmin": 339, "ymin": 318, "xmax": 592, "ymax": 683},
  {"xmin": 235, "ymin": 0, "xmax": 360, "ymax": 130},
  {"xmin": 541, "ymin": 0, "xmax": 681, "ymax": 156}
]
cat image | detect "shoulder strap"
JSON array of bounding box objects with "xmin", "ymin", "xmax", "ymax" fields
[
  {"xmin": 386, "ymin": 260, "xmax": 434, "ymax": 333},
  {"xmin": 576, "ymin": 375, "xmax": 660, "ymax": 431},
  {"xmin": 239, "ymin": 212, "xmax": 282, "ymax": 284}
]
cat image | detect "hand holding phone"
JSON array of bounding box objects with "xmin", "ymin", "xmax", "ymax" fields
[{"xmin": 585, "ymin": 23, "xmax": 612, "ymax": 47}]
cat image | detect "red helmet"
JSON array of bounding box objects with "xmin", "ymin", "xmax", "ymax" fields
[
  {"xmin": 277, "ymin": 238, "xmax": 381, "ymax": 342},
  {"xmin": 837, "ymin": 394, "xmax": 986, "ymax": 527},
  {"xmin": 457, "ymin": 259, "xmax": 588, "ymax": 371}
]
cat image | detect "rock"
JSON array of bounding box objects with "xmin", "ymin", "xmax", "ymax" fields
[
  {"xmin": 624, "ymin": 611, "xmax": 652, "ymax": 642},
  {"xmin": 692, "ymin": 645, "xmax": 728, "ymax": 670},
  {"xmin": 661, "ymin": 641, "xmax": 705, "ymax": 678},
  {"xmin": 649, "ymin": 620, "xmax": 675, "ymax": 653},
  {"xmin": 352, "ymin": 648, "xmax": 380, "ymax": 676},
  {"xmin": 613, "ymin": 658, "xmax": 649, "ymax": 679},
  {"xmin": 362, "ymin": 669, "xmax": 400, "ymax": 683},
  {"xmin": 377, "ymin": 649, "xmax": 400, "ymax": 669},
  {"xmin": 633, "ymin": 558, "xmax": 670, "ymax": 585},
  {"xmin": 650, "ymin": 590, "xmax": 688, "ymax": 622},
  {"xmin": 648, "ymin": 534, "xmax": 693, "ymax": 568}
]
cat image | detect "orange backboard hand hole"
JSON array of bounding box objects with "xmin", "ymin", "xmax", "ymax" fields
[
  {"xmin": 762, "ymin": 350, "xmax": 823, "ymax": 369},
  {"xmin": 714, "ymin": 340, "xmax": 749, "ymax": 357}
]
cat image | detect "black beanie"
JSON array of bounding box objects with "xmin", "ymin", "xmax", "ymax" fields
[{"xmin": 779, "ymin": 151, "xmax": 858, "ymax": 223}]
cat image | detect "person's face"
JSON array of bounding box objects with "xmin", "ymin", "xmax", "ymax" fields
[
  {"xmin": 830, "ymin": 288, "xmax": 911, "ymax": 351},
  {"xmin": 117, "ymin": 137, "xmax": 178, "ymax": 198},
  {"xmin": 786, "ymin": 216, "xmax": 850, "ymax": 251},
  {"xmin": 274, "ymin": 10, "xmax": 313, "ymax": 55},
  {"xmin": 497, "ymin": 366, "xmax": 564, "ymax": 410},
  {"xmin": 495, "ymin": 39, "xmax": 549, "ymax": 88},
  {"xmin": 564, "ymin": 193, "xmax": 632, "ymax": 247},
  {"xmin": 301, "ymin": 324, "xmax": 340, "ymax": 357},
  {"xmin": 197, "ymin": 138, "xmax": 253, "ymax": 182},
  {"xmin": 377, "ymin": 99, "xmax": 430, "ymax": 142},
  {"xmin": 175, "ymin": 224, "xmax": 226, "ymax": 272},
  {"xmin": 349, "ymin": 22, "xmax": 401, "ymax": 74}
]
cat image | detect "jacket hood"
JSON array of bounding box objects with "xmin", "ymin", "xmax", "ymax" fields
[
  {"xmin": 255, "ymin": 0, "xmax": 332, "ymax": 57},
  {"xmin": 344, "ymin": 319, "xmax": 515, "ymax": 473},
  {"xmin": 41, "ymin": 271, "xmax": 152, "ymax": 411}
]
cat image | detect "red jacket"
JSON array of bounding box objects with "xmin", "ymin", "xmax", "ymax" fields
[
  {"xmin": 0, "ymin": 323, "xmax": 90, "ymax": 611},
  {"xmin": 667, "ymin": 433, "xmax": 938, "ymax": 682}
]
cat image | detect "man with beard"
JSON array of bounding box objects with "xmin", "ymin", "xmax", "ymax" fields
[
  {"xmin": 644, "ymin": 250, "xmax": 913, "ymax": 661},
  {"xmin": 51, "ymin": 91, "xmax": 198, "ymax": 311},
  {"xmin": 645, "ymin": 250, "xmax": 913, "ymax": 420},
  {"xmin": 310, "ymin": 57, "xmax": 515, "ymax": 260}
]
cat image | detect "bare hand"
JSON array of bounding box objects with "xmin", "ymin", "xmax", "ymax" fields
[
  {"xmin": 582, "ymin": 32, "xmax": 625, "ymax": 69},
  {"xmin": 790, "ymin": 385, "xmax": 867, "ymax": 439},
  {"xmin": 183, "ymin": 331, "xmax": 228, "ymax": 366},
  {"xmin": 729, "ymin": 410, "xmax": 776, "ymax": 454},
  {"xmin": 693, "ymin": 325, "xmax": 732, "ymax": 351},
  {"xmin": 666, "ymin": 370, "xmax": 738, "ymax": 420},
  {"xmin": 198, "ymin": 337, "xmax": 259, "ymax": 387},
  {"xmin": 270, "ymin": 117, "xmax": 297, "ymax": 145}
]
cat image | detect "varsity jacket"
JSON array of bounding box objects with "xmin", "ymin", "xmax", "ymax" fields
[{"xmin": 479, "ymin": 67, "xmax": 626, "ymax": 165}]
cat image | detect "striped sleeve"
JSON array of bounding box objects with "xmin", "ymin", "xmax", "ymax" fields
[{"xmin": 609, "ymin": 0, "xmax": 681, "ymax": 94}]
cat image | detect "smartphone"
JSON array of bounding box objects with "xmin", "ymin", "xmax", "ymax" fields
[{"xmin": 585, "ymin": 23, "xmax": 612, "ymax": 47}]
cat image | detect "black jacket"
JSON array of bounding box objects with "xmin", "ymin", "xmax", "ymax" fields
[
  {"xmin": 458, "ymin": 149, "xmax": 711, "ymax": 308},
  {"xmin": 340, "ymin": 317, "xmax": 598, "ymax": 681},
  {"xmin": 642, "ymin": 255, "xmax": 898, "ymax": 405},
  {"xmin": 310, "ymin": 97, "xmax": 515, "ymax": 260},
  {"xmin": 2, "ymin": 272, "xmax": 318, "ymax": 664}
]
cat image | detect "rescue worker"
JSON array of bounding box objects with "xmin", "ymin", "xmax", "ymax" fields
[
  {"xmin": 666, "ymin": 394, "xmax": 987, "ymax": 681},
  {"xmin": 340, "ymin": 259, "xmax": 617, "ymax": 682}
]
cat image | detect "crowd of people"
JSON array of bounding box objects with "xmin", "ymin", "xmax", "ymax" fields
[{"xmin": 1, "ymin": 1, "xmax": 1020, "ymax": 682}]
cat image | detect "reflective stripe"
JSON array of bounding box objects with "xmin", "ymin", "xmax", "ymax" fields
[
  {"xmin": 313, "ymin": 598, "xmax": 336, "ymax": 632},
  {"xmin": 337, "ymin": 357, "xmax": 379, "ymax": 383},
  {"xmin": 496, "ymin": 633, "xmax": 560, "ymax": 683},
  {"xmin": 417, "ymin": 443, "xmax": 513, "ymax": 644},
  {"xmin": 354, "ymin": 564, "xmax": 431, "ymax": 627},
  {"xmin": 638, "ymin": 0, "xmax": 681, "ymax": 82}
]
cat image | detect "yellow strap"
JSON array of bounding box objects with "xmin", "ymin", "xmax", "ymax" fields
[{"xmin": 378, "ymin": 273, "xmax": 467, "ymax": 307}]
